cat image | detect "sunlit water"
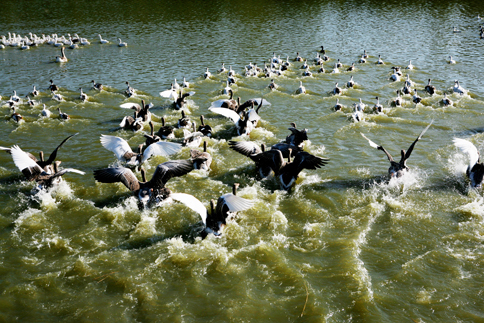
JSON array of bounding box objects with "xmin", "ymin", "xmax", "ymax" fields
[{"xmin": 1, "ymin": 0, "xmax": 484, "ymax": 321}]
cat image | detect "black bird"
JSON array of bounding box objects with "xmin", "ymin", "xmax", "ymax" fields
[
  {"xmin": 93, "ymin": 160, "xmax": 194, "ymax": 208},
  {"xmin": 171, "ymin": 183, "xmax": 254, "ymax": 237},
  {"xmin": 361, "ymin": 121, "xmax": 433, "ymax": 178}
]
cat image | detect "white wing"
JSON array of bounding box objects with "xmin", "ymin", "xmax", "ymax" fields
[
  {"xmin": 141, "ymin": 141, "xmax": 182, "ymax": 164},
  {"xmin": 209, "ymin": 107, "xmax": 240, "ymax": 124},
  {"xmin": 210, "ymin": 99, "xmax": 229, "ymax": 108},
  {"xmin": 453, "ymin": 138, "xmax": 479, "ymax": 169},
  {"xmin": 159, "ymin": 89, "xmax": 178, "ymax": 100},
  {"xmin": 247, "ymin": 109, "xmax": 261, "ymax": 124},
  {"xmin": 171, "ymin": 193, "xmax": 208, "ymax": 225},
  {"xmin": 10, "ymin": 145, "xmax": 40, "ymax": 172},
  {"xmin": 61, "ymin": 168, "xmax": 86, "ymax": 175},
  {"xmin": 220, "ymin": 193, "xmax": 254, "ymax": 211},
  {"xmin": 360, "ymin": 133, "xmax": 379, "ymax": 149},
  {"xmin": 119, "ymin": 103, "xmax": 141, "ymax": 110},
  {"xmin": 100, "ymin": 135, "xmax": 133, "ymax": 160},
  {"xmin": 251, "ymin": 98, "xmax": 271, "ymax": 106}
]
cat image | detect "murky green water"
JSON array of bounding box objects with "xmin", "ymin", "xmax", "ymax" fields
[{"xmin": 1, "ymin": 0, "xmax": 484, "ymax": 321}]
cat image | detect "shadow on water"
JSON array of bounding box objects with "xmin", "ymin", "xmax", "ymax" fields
[{"xmin": 455, "ymin": 127, "xmax": 484, "ymax": 137}]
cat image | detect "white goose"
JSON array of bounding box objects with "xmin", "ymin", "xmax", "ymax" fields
[
  {"xmin": 118, "ymin": 38, "xmax": 127, "ymax": 47},
  {"xmin": 448, "ymin": 56, "xmax": 456, "ymax": 64},
  {"xmin": 98, "ymin": 34, "xmax": 109, "ymax": 44},
  {"xmin": 55, "ymin": 47, "xmax": 68, "ymax": 63},
  {"xmin": 79, "ymin": 88, "xmax": 88, "ymax": 101},
  {"xmin": 406, "ymin": 60, "xmax": 414, "ymax": 70},
  {"xmin": 41, "ymin": 104, "xmax": 51, "ymax": 117},
  {"xmin": 203, "ymin": 67, "xmax": 212, "ymax": 79},
  {"xmin": 295, "ymin": 81, "xmax": 306, "ymax": 94},
  {"xmin": 453, "ymin": 80, "xmax": 467, "ymax": 95}
]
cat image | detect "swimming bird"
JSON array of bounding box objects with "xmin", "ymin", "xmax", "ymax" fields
[
  {"xmin": 119, "ymin": 111, "xmax": 143, "ymax": 131},
  {"xmin": 91, "ymin": 80, "xmax": 103, "ymax": 91},
  {"xmin": 376, "ymin": 55, "xmax": 384, "ymax": 65},
  {"xmin": 295, "ymin": 52, "xmax": 303, "ymax": 62},
  {"xmin": 268, "ymin": 79, "xmax": 278, "ymax": 90},
  {"xmin": 347, "ymin": 76, "xmax": 355, "ymax": 88},
  {"xmin": 182, "ymin": 123, "xmax": 203, "ymax": 148},
  {"xmin": 361, "ymin": 121, "xmax": 433, "ymax": 178},
  {"xmin": 10, "ymin": 90, "xmax": 20, "ymax": 103},
  {"xmin": 352, "ymin": 102, "xmax": 364, "ymax": 122},
  {"xmin": 177, "ymin": 110, "xmax": 193, "ymax": 129},
  {"xmin": 197, "ymin": 115, "xmax": 212, "ymax": 137},
  {"xmin": 336, "ymin": 59, "xmax": 342, "ymax": 68},
  {"xmin": 301, "ymin": 59, "xmax": 308, "ymax": 69},
  {"xmin": 10, "ymin": 107, "xmax": 23, "ymax": 123},
  {"xmin": 51, "ymin": 90, "xmax": 64, "ymax": 101},
  {"xmin": 208, "ymin": 107, "xmax": 253, "ymax": 136},
  {"xmin": 48, "ymin": 80, "xmax": 59, "ymax": 92},
  {"xmin": 203, "ymin": 67, "xmax": 212, "ymax": 79},
  {"xmin": 25, "ymin": 96, "xmax": 37, "ymax": 106},
  {"xmin": 363, "ymin": 50, "xmax": 369, "ymax": 58},
  {"xmin": 55, "ymin": 47, "xmax": 68, "ymax": 63},
  {"xmin": 334, "ymin": 98, "xmax": 343, "ymax": 111},
  {"xmin": 318, "ymin": 65, "xmax": 325, "ymax": 73},
  {"xmin": 453, "ymin": 80, "xmax": 467, "ymax": 95},
  {"xmin": 182, "ymin": 78, "xmax": 190, "ymax": 88},
  {"xmin": 359, "ymin": 54, "xmax": 367, "ymax": 63},
  {"xmin": 347, "ymin": 62, "xmax": 356, "ymax": 71},
  {"xmin": 413, "ymin": 89, "xmax": 422, "ymax": 104},
  {"xmin": 453, "ymin": 138, "xmax": 484, "ymax": 188},
  {"xmin": 30, "ymin": 85, "xmax": 39, "ymax": 97},
  {"xmin": 331, "ymin": 63, "xmax": 340, "ymax": 74},
  {"xmin": 100, "ymin": 134, "xmax": 182, "ymax": 168},
  {"xmin": 406, "ymin": 60, "xmax": 414, "ymax": 70},
  {"xmin": 218, "ymin": 63, "xmax": 226, "ymax": 73},
  {"xmin": 302, "ymin": 67, "xmax": 312, "ymax": 77},
  {"xmin": 79, "ymin": 88, "xmax": 88, "ymax": 101},
  {"xmin": 332, "ymin": 83, "xmax": 342, "ymax": 95},
  {"xmin": 393, "ymin": 90, "xmax": 402, "ymax": 107},
  {"xmin": 210, "ymin": 92, "xmax": 240, "ymax": 111},
  {"xmin": 157, "ymin": 116, "xmax": 175, "ymax": 139},
  {"xmin": 448, "ymin": 56, "xmax": 456, "ymax": 64},
  {"xmin": 58, "ymin": 108, "xmax": 69, "ymax": 120},
  {"xmin": 228, "ymin": 65, "xmax": 235, "ymax": 77},
  {"xmin": 190, "ymin": 141, "xmax": 212, "ymax": 171},
  {"xmin": 373, "ymin": 97, "xmax": 383, "ymax": 113},
  {"xmin": 390, "ymin": 67, "xmax": 401, "ymax": 81},
  {"xmin": 41, "ymin": 104, "xmax": 51, "ymax": 117},
  {"xmin": 173, "ymin": 90, "xmax": 195, "ymax": 110},
  {"xmin": 98, "ymin": 34, "xmax": 109, "ymax": 44},
  {"xmin": 94, "ymin": 161, "xmax": 194, "ymax": 209},
  {"xmin": 171, "ymin": 183, "xmax": 253, "ymax": 237},
  {"xmin": 124, "ymin": 81, "xmax": 136, "ymax": 97},
  {"xmin": 425, "ymin": 79, "xmax": 436, "ymax": 96},
  {"xmin": 144, "ymin": 121, "xmax": 162, "ymax": 147},
  {"xmin": 159, "ymin": 83, "xmax": 178, "ymax": 101},
  {"xmin": 295, "ymin": 81, "xmax": 306, "ymax": 95},
  {"xmin": 441, "ymin": 92, "xmax": 453, "ymax": 106},
  {"xmin": 222, "ymin": 80, "xmax": 232, "ymax": 95},
  {"xmin": 118, "ymin": 38, "xmax": 127, "ymax": 47},
  {"xmin": 453, "ymin": 26, "xmax": 461, "ymax": 33}
]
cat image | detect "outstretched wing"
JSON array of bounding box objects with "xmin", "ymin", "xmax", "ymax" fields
[
  {"xmin": 210, "ymin": 99, "xmax": 230, "ymax": 108},
  {"xmin": 171, "ymin": 193, "xmax": 208, "ymax": 225},
  {"xmin": 292, "ymin": 151, "xmax": 329, "ymax": 173},
  {"xmin": 10, "ymin": 145, "xmax": 44, "ymax": 180},
  {"xmin": 228, "ymin": 141, "xmax": 262, "ymax": 156},
  {"xmin": 140, "ymin": 141, "xmax": 182, "ymax": 165},
  {"xmin": 119, "ymin": 103, "xmax": 142, "ymax": 112},
  {"xmin": 405, "ymin": 121, "xmax": 433, "ymax": 160},
  {"xmin": 100, "ymin": 135, "xmax": 133, "ymax": 160},
  {"xmin": 215, "ymin": 193, "xmax": 254, "ymax": 222},
  {"xmin": 93, "ymin": 167, "xmax": 140, "ymax": 191},
  {"xmin": 149, "ymin": 160, "xmax": 194, "ymax": 188},
  {"xmin": 159, "ymin": 89, "xmax": 178, "ymax": 100},
  {"xmin": 208, "ymin": 107, "xmax": 241, "ymax": 124},
  {"xmin": 52, "ymin": 168, "xmax": 86, "ymax": 179},
  {"xmin": 44, "ymin": 133, "xmax": 79, "ymax": 166},
  {"xmin": 453, "ymin": 138, "xmax": 480, "ymax": 170},
  {"xmin": 251, "ymin": 98, "xmax": 271, "ymax": 106},
  {"xmin": 361, "ymin": 133, "xmax": 394, "ymax": 162}
]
